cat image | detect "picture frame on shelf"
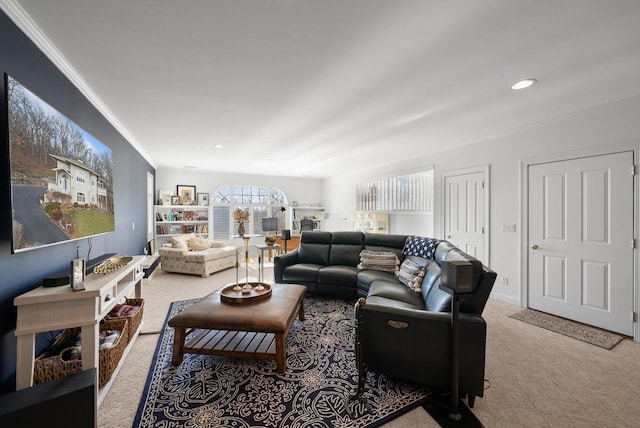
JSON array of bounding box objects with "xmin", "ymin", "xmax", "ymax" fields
[
  {"xmin": 177, "ymin": 185, "xmax": 196, "ymax": 204},
  {"xmin": 147, "ymin": 239, "xmax": 156, "ymax": 256},
  {"xmin": 159, "ymin": 190, "xmax": 173, "ymax": 205},
  {"xmin": 171, "ymin": 196, "xmax": 180, "ymax": 205},
  {"xmin": 184, "ymin": 211, "xmax": 194, "ymax": 221},
  {"xmin": 197, "ymin": 192, "xmax": 209, "ymax": 206},
  {"xmin": 70, "ymin": 258, "xmax": 86, "ymax": 291}
]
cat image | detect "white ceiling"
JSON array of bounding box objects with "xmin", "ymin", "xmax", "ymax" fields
[{"xmin": 4, "ymin": 0, "xmax": 640, "ymax": 178}]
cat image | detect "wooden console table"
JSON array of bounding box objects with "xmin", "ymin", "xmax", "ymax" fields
[{"xmin": 14, "ymin": 255, "xmax": 145, "ymax": 404}]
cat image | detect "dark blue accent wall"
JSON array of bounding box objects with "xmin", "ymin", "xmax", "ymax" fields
[{"xmin": 0, "ymin": 11, "xmax": 154, "ymax": 393}]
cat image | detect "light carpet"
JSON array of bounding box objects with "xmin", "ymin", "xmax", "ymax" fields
[
  {"xmin": 509, "ymin": 309, "xmax": 626, "ymax": 349},
  {"xmin": 99, "ymin": 267, "xmax": 640, "ymax": 427},
  {"xmin": 133, "ymin": 295, "xmax": 430, "ymax": 427}
]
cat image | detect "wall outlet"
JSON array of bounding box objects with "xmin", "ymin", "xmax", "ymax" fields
[{"xmin": 502, "ymin": 277, "xmax": 509, "ymax": 286}]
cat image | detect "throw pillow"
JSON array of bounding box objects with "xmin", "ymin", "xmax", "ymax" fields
[
  {"xmin": 357, "ymin": 250, "xmax": 399, "ymax": 274},
  {"xmin": 188, "ymin": 236, "xmax": 210, "ymax": 251},
  {"xmin": 397, "ymin": 258, "xmax": 426, "ymax": 292},
  {"xmin": 210, "ymin": 241, "xmax": 226, "ymax": 248},
  {"xmin": 171, "ymin": 237, "xmax": 189, "ymax": 251}
]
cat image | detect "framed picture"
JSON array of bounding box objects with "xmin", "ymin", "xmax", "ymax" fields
[
  {"xmin": 70, "ymin": 258, "xmax": 86, "ymax": 291},
  {"xmin": 159, "ymin": 190, "xmax": 173, "ymax": 205},
  {"xmin": 177, "ymin": 185, "xmax": 196, "ymax": 204},
  {"xmin": 184, "ymin": 211, "xmax": 194, "ymax": 221},
  {"xmin": 197, "ymin": 192, "xmax": 209, "ymax": 206},
  {"xmin": 171, "ymin": 195, "xmax": 180, "ymax": 205},
  {"xmin": 147, "ymin": 239, "xmax": 155, "ymax": 256}
]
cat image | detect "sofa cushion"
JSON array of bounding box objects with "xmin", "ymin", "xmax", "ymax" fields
[
  {"xmin": 358, "ymin": 250, "xmax": 399, "ymax": 274},
  {"xmin": 397, "ymin": 258, "xmax": 426, "ymax": 292},
  {"xmin": 318, "ymin": 265, "xmax": 359, "ymax": 287},
  {"xmin": 368, "ymin": 280, "xmax": 426, "ymax": 309},
  {"xmin": 182, "ymin": 247, "xmax": 236, "ymax": 262},
  {"xmin": 420, "ymin": 260, "xmax": 441, "ymax": 297},
  {"xmin": 282, "ymin": 263, "xmax": 323, "ymax": 284},
  {"xmin": 364, "ymin": 233, "xmax": 408, "ymax": 262},
  {"xmin": 366, "ymin": 293, "xmax": 425, "ymax": 311},
  {"xmin": 356, "ymin": 269, "xmax": 398, "ymax": 293},
  {"xmin": 329, "ymin": 232, "xmax": 364, "ymax": 266},
  {"xmin": 298, "ymin": 231, "xmax": 331, "ymax": 265},
  {"xmin": 424, "ymin": 277, "xmax": 452, "ymax": 312}
]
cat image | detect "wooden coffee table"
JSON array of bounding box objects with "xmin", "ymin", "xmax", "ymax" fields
[{"xmin": 168, "ymin": 283, "xmax": 306, "ymax": 373}]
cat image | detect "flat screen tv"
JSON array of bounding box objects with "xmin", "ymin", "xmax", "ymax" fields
[
  {"xmin": 3, "ymin": 74, "xmax": 115, "ymax": 253},
  {"xmin": 261, "ymin": 217, "xmax": 279, "ymax": 232}
]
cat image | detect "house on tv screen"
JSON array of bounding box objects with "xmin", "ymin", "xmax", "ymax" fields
[{"xmin": 47, "ymin": 154, "xmax": 109, "ymax": 210}]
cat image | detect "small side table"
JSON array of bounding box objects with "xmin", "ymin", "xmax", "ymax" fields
[{"xmin": 256, "ymin": 243, "xmax": 281, "ymax": 282}]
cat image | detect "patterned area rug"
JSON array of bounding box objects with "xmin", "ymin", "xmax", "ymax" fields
[
  {"xmin": 133, "ymin": 297, "xmax": 431, "ymax": 427},
  {"xmin": 510, "ymin": 309, "xmax": 626, "ymax": 349}
]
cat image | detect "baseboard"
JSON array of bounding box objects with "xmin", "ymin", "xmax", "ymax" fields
[{"xmin": 488, "ymin": 291, "xmax": 520, "ymax": 307}]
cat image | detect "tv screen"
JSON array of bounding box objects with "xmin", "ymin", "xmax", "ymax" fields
[
  {"xmin": 261, "ymin": 217, "xmax": 279, "ymax": 232},
  {"xmin": 4, "ymin": 75, "xmax": 115, "ymax": 253}
]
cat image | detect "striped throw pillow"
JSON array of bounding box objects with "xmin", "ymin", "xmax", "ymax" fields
[
  {"xmin": 397, "ymin": 259, "xmax": 427, "ymax": 292},
  {"xmin": 357, "ymin": 250, "xmax": 400, "ymax": 274}
]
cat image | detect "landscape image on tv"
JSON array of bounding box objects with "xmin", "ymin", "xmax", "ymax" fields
[{"xmin": 6, "ymin": 75, "xmax": 115, "ymax": 252}]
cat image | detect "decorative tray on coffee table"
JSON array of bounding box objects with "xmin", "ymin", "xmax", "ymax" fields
[{"xmin": 221, "ymin": 282, "xmax": 272, "ymax": 304}]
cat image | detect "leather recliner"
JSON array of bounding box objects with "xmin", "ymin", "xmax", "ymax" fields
[
  {"xmin": 274, "ymin": 231, "xmax": 496, "ymax": 406},
  {"xmin": 354, "ymin": 241, "xmax": 496, "ymax": 406}
]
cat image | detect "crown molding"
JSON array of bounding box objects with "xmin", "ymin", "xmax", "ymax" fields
[{"xmin": 0, "ymin": 0, "xmax": 156, "ymax": 168}]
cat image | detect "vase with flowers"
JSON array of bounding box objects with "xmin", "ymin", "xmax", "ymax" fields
[{"xmin": 233, "ymin": 208, "xmax": 249, "ymax": 237}]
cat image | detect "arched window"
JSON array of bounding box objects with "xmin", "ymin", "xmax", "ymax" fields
[
  {"xmin": 212, "ymin": 186, "xmax": 288, "ymax": 239},
  {"xmin": 76, "ymin": 192, "xmax": 86, "ymax": 203}
]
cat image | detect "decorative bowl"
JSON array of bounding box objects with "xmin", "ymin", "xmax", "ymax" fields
[{"xmin": 93, "ymin": 256, "xmax": 133, "ymax": 275}]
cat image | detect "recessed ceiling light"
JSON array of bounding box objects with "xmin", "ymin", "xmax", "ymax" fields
[
  {"xmin": 214, "ymin": 144, "xmax": 224, "ymax": 149},
  {"xmin": 511, "ymin": 78, "xmax": 537, "ymax": 91},
  {"xmin": 327, "ymin": 158, "xmax": 334, "ymax": 162},
  {"xmin": 183, "ymin": 165, "xmax": 197, "ymax": 169}
]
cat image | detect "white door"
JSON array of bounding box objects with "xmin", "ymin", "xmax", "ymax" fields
[
  {"xmin": 528, "ymin": 151, "xmax": 634, "ymax": 335},
  {"xmin": 443, "ymin": 170, "xmax": 486, "ymax": 263}
]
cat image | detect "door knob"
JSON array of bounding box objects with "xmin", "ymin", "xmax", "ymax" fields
[{"xmin": 530, "ymin": 244, "xmax": 539, "ymax": 250}]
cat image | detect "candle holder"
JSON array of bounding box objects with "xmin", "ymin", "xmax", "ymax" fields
[
  {"xmin": 234, "ymin": 236, "xmax": 255, "ymax": 290},
  {"xmin": 224, "ymin": 236, "xmax": 272, "ymax": 303}
]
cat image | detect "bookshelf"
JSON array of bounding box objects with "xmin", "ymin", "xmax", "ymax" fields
[
  {"xmin": 154, "ymin": 205, "xmax": 212, "ymax": 247},
  {"xmin": 291, "ymin": 206, "xmax": 325, "ymax": 233}
]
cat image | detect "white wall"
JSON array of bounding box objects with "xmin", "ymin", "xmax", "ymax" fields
[
  {"xmin": 156, "ymin": 167, "xmax": 324, "ymax": 209},
  {"xmin": 157, "ymin": 94, "xmax": 640, "ymax": 312},
  {"xmin": 325, "ymin": 94, "xmax": 640, "ymax": 306}
]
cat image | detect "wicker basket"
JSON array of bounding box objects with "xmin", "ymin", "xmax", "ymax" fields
[
  {"xmin": 97, "ymin": 318, "xmax": 129, "ymax": 387},
  {"xmin": 33, "ymin": 331, "xmax": 82, "ymax": 386},
  {"xmin": 33, "ymin": 318, "xmax": 129, "ymax": 388},
  {"xmin": 106, "ymin": 298, "xmax": 144, "ymax": 344}
]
